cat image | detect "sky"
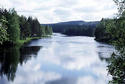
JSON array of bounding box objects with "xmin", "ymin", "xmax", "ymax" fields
[{"xmin": 0, "ymin": 0, "xmax": 118, "ymax": 24}]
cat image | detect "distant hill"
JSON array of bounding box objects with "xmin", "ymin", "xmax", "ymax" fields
[
  {"xmin": 42, "ymin": 20, "xmax": 100, "ymax": 36},
  {"xmin": 52, "ymin": 21, "xmax": 99, "ymax": 25}
]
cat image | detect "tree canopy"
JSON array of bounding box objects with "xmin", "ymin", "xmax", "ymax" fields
[{"xmin": 0, "ymin": 8, "xmax": 53, "ymax": 45}]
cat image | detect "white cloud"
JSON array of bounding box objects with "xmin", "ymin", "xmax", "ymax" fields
[
  {"xmin": 8, "ymin": 60, "xmax": 62, "ymax": 84},
  {"xmin": 77, "ymin": 76, "xmax": 107, "ymax": 84},
  {"xmin": 0, "ymin": 0, "xmax": 118, "ymax": 23}
]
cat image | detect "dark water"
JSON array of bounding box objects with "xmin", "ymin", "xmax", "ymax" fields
[{"xmin": 0, "ymin": 33, "xmax": 114, "ymax": 84}]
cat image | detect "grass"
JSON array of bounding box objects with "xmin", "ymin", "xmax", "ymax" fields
[
  {"xmin": 0, "ymin": 35, "xmax": 52, "ymax": 47},
  {"xmin": 17, "ymin": 37, "xmax": 41, "ymax": 46}
]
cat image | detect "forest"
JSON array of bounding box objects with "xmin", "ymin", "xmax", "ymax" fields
[
  {"xmin": 44, "ymin": 21, "xmax": 99, "ymax": 37},
  {"xmin": 0, "ymin": 8, "xmax": 53, "ymax": 45}
]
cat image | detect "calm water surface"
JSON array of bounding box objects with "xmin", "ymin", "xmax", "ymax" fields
[{"xmin": 0, "ymin": 33, "xmax": 114, "ymax": 84}]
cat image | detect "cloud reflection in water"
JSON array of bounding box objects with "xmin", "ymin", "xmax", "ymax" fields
[{"xmin": 2, "ymin": 34, "xmax": 114, "ymax": 84}]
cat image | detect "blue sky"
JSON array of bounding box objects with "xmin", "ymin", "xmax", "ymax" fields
[{"xmin": 0, "ymin": 0, "xmax": 117, "ymax": 23}]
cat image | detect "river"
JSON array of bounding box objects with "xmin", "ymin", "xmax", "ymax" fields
[{"xmin": 0, "ymin": 33, "xmax": 114, "ymax": 84}]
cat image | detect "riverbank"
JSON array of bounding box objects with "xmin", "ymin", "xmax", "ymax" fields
[
  {"xmin": 0, "ymin": 37, "xmax": 40, "ymax": 47},
  {"xmin": 17, "ymin": 37, "xmax": 42, "ymax": 46},
  {"xmin": 0, "ymin": 35, "xmax": 52, "ymax": 47},
  {"xmin": 17, "ymin": 35, "xmax": 52, "ymax": 46}
]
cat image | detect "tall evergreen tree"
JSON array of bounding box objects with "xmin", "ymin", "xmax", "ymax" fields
[{"xmin": 6, "ymin": 9, "xmax": 20, "ymax": 42}]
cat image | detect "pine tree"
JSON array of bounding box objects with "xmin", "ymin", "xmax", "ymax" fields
[{"xmin": 6, "ymin": 9, "xmax": 20, "ymax": 42}]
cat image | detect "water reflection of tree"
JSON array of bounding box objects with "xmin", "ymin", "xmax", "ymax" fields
[
  {"xmin": 20, "ymin": 46, "xmax": 41, "ymax": 65},
  {"xmin": 107, "ymin": 47, "xmax": 125, "ymax": 83},
  {"xmin": 98, "ymin": 52, "xmax": 110, "ymax": 62},
  {"xmin": 0, "ymin": 47, "xmax": 19, "ymax": 81},
  {"xmin": 0, "ymin": 46, "xmax": 41, "ymax": 81}
]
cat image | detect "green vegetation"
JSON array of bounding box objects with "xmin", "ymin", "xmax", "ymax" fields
[
  {"xmin": 0, "ymin": 16, "xmax": 8, "ymax": 44},
  {"xmin": 7, "ymin": 9, "xmax": 20, "ymax": 42},
  {"xmin": 47, "ymin": 21, "xmax": 98, "ymax": 36},
  {"xmin": 94, "ymin": 0, "xmax": 125, "ymax": 83},
  {"xmin": 0, "ymin": 8, "xmax": 53, "ymax": 46},
  {"xmin": 17, "ymin": 37, "xmax": 41, "ymax": 46},
  {"xmin": 94, "ymin": 0, "xmax": 125, "ymax": 45},
  {"xmin": 94, "ymin": 17, "xmax": 125, "ymax": 46},
  {"xmin": 62, "ymin": 27, "xmax": 95, "ymax": 36},
  {"xmin": 41, "ymin": 25, "xmax": 53, "ymax": 36},
  {"xmin": 94, "ymin": 19, "xmax": 114, "ymax": 43}
]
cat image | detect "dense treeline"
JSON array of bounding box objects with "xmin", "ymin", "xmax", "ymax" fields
[
  {"xmin": 0, "ymin": 8, "xmax": 53, "ymax": 45},
  {"xmin": 94, "ymin": 19, "xmax": 113, "ymax": 42},
  {"xmin": 62, "ymin": 26, "xmax": 95, "ymax": 36},
  {"xmin": 94, "ymin": 0, "xmax": 125, "ymax": 46},
  {"xmin": 94, "ymin": 14, "xmax": 125, "ymax": 46},
  {"xmin": 94, "ymin": 0, "xmax": 125, "ymax": 83},
  {"xmin": 46, "ymin": 21, "xmax": 98, "ymax": 36}
]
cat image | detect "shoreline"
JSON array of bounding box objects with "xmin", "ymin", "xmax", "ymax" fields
[{"xmin": 0, "ymin": 35, "xmax": 52, "ymax": 47}]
